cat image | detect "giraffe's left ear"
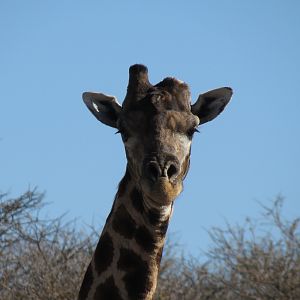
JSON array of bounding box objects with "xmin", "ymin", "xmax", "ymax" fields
[
  {"xmin": 83, "ymin": 92, "xmax": 122, "ymax": 128},
  {"xmin": 191, "ymin": 87, "xmax": 233, "ymax": 125}
]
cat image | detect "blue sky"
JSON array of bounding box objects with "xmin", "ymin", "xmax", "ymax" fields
[{"xmin": 1, "ymin": 1, "xmax": 300, "ymax": 256}]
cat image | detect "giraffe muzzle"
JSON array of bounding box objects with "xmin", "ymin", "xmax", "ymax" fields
[{"xmin": 144, "ymin": 157, "xmax": 180, "ymax": 183}]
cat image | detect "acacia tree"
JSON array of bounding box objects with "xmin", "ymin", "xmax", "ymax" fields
[
  {"xmin": 205, "ymin": 197, "xmax": 300, "ymax": 300},
  {"xmin": 155, "ymin": 197, "xmax": 300, "ymax": 300},
  {"xmin": 0, "ymin": 189, "xmax": 96, "ymax": 300},
  {"xmin": 1, "ymin": 190, "xmax": 299, "ymax": 299}
]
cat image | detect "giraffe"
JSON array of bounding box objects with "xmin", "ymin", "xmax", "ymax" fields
[{"xmin": 78, "ymin": 64, "xmax": 233, "ymax": 300}]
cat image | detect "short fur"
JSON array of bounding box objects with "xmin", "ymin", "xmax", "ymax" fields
[{"xmin": 79, "ymin": 64, "xmax": 233, "ymax": 299}]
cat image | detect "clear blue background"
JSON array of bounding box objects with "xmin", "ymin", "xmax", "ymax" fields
[{"xmin": 1, "ymin": 1, "xmax": 299, "ymax": 256}]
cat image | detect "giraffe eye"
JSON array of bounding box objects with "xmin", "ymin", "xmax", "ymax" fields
[{"xmin": 187, "ymin": 127, "xmax": 199, "ymax": 138}]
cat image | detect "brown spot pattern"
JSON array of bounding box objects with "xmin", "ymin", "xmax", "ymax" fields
[
  {"xmin": 147, "ymin": 208, "xmax": 170, "ymax": 237},
  {"xmin": 117, "ymin": 169, "xmax": 131, "ymax": 198},
  {"xmin": 112, "ymin": 204, "xmax": 136, "ymax": 239},
  {"xmin": 131, "ymin": 187, "xmax": 144, "ymax": 213},
  {"xmin": 94, "ymin": 232, "xmax": 114, "ymax": 275},
  {"xmin": 147, "ymin": 208, "xmax": 161, "ymax": 226},
  {"xmin": 118, "ymin": 248, "xmax": 153, "ymax": 299},
  {"xmin": 93, "ymin": 276, "xmax": 123, "ymax": 300},
  {"xmin": 158, "ymin": 220, "xmax": 169, "ymax": 237},
  {"xmin": 156, "ymin": 246, "xmax": 164, "ymax": 268},
  {"xmin": 135, "ymin": 225, "xmax": 156, "ymax": 253},
  {"xmin": 78, "ymin": 263, "xmax": 93, "ymax": 300}
]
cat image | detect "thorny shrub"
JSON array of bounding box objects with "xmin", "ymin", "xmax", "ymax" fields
[{"xmin": 0, "ymin": 190, "xmax": 299, "ymax": 300}]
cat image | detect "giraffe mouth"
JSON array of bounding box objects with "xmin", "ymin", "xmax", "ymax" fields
[
  {"xmin": 140, "ymin": 176, "xmax": 183, "ymax": 205},
  {"xmin": 140, "ymin": 156, "xmax": 183, "ymax": 204}
]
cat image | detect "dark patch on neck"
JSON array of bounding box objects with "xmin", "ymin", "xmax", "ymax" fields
[
  {"xmin": 147, "ymin": 208, "xmax": 162, "ymax": 226},
  {"xmin": 112, "ymin": 204, "xmax": 137, "ymax": 239},
  {"xmin": 117, "ymin": 168, "xmax": 131, "ymax": 198},
  {"xmin": 158, "ymin": 220, "xmax": 169, "ymax": 237},
  {"xmin": 94, "ymin": 232, "xmax": 114, "ymax": 275},
  {"xmin": 78, "ymin": 263, "xmax": 93, "ymax": 300},
  {"xmin": 93, "ymin": 276, "xmax": 123, "ymax": 300},
  {"xmin": 105, "ymin": 202, "xmax": 115, "ymax": 224},
  {"xmin": 131, "ymin": 187, "xmax": 144, "ymax": 213},
  {"xmin": 156, "ymin": 246, "xmax": 164, "ymax": 268},
  {"xmin": 135, "ymin": 225, "xmax": 157, "ymax": 253},
  {"xmin": 117, "ymin": 248, "xmax": 153, "ymax": 299}
]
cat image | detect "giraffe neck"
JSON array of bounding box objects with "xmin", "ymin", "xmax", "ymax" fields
[{"xmin": 78, "ymin": 168, "xmax": 173, "ymax": 300}]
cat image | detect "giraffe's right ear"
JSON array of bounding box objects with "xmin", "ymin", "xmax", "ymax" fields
[{"xmin": 82, "ymin": 92, "xmax": 122, "ymax": 128}]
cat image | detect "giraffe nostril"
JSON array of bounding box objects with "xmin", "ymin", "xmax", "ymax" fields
[
  {"xmin": 166, "ymin": 164, "xmax": 179, "ymax": 180},
  {"xmin": 145, "ymin": 158, "xmax": 180, "ymax": 182},
  {"xmin": 146, "ymin": 162, "xmax": 161, "ymax": 182}
]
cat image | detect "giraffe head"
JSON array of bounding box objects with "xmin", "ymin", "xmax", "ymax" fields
[{"xmin": 83, "ymin": 65, "xmax": 232, "ymax": 206}]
